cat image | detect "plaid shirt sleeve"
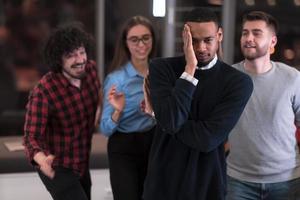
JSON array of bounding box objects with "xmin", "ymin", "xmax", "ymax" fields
[{"xmin": 23, "ymin": 87, "xmax": 51, "ymax": 166}]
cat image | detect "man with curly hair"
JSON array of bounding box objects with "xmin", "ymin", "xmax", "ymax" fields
[{"xmin": 23, "ymin": 23, "xmax": 101, "ymax": 200}]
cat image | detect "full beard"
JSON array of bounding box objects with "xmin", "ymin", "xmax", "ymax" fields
[
  {"xmin": 197, "ymin": 58, "xmax": 213, "ymax": 67},
  {"xmin": 196, "ymin": 54, "xmax": 212, "ymax": 67},
  {"xmin": 66, "ymin": 62, "xmax": 87, "ymax": 79},
  {"xmin": 63, "ymin": 68, "xmax": 87, "ymax": 80},
  {"xmin": 242, "ymin": 46, "xmax": 269, "ymax": 61}
]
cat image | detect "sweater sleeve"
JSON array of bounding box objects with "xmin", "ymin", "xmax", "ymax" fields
[
  {"xmin": 292, "ymin": 75, "xmax": 300, "ymax": 127},
  {"xmin": 176, "ymin": 73, "xmax": 253, "ymax": 152},
  {"xmin": 149, "ymin": 58, "xmax": 197, "ymax": 134}
]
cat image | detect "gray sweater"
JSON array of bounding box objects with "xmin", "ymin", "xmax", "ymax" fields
[{"xmin": 227, "ymin": 61, "xmax": 300, "ymax": 183}]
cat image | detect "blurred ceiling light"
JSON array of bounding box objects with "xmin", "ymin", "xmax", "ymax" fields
[
  {"xmin": 208, "ymin": 0, "xmax": 223, "ymax": 5},
  {"xmin": 284, "ymin": 49, "xmax": 295, "ymax": 60},
  {"xmin": 294, "ymin": 0, "xmax": 300, "ymax": 6},
  {"xmin": 267, "ymin": 0, "xmax": 276, "ymax": 6},
  {"xmin": 153, "ymin": 0, "xmax": 166, "ymax": 17},
  {"xmin": 245, "ymin": 0, "xmax": 255, "ymax": 6}
]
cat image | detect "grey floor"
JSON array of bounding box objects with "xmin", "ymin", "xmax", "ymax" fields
[{"xmin": 0, "ymin": 169, "xmax": 113, "ymax": 200}]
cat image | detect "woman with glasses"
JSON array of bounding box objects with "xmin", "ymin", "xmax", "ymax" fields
[{"xmin": 100, "ymin": 16, "xmax": 156, "ymax": 200}]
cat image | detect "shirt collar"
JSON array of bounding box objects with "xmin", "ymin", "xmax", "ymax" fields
[
  {"xmin": 125, "ymin": 62, "xmax": 142, "ymax": 77},
  {"xmin": 54, "ymin": 72, "xmax": 70, "ymax": 88},
  {"xmin": 197, "ymin": 54, "xmax": 218, "ymax": 70}
]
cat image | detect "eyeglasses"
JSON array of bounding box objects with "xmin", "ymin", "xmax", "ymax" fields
[{"xmin": 127, "ymin": 34, "xmax": 152, "ymax": 46}]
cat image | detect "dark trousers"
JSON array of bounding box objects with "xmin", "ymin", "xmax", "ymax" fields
[
  {"xmin": 37, "ymin": 167, "xmax": 91, "ymax": 200},
  {"xmin": 108, "ymin": 127, "xmax": 154, "ymax": 200}
]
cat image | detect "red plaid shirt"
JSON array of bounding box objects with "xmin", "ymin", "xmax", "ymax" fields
[{"xmin": 23, "ymin": 60, "xmax": 100, "ymax": 176}]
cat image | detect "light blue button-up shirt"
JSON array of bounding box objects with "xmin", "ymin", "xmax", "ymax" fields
[{"xmin": 100, "ymin": 62, "xmax": 156, "ymax": 137}]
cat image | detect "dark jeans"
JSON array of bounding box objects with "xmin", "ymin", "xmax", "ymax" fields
[
  {"xmin": 226, "ymin": 175, "xmax": 300, "ymax": 200},
  {"xmin": 108, "ymin": 127, "xmax": 154, "ymax": 200},
  {"xmin": 37, "ymin": 167, "xmax": 91, "ymax": 200}
]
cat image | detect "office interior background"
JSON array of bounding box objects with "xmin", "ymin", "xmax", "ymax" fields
[
  {"xmin": 0, "ymin": 0, "xmax": 300, "ymax": 136},
  {"xmin": 0, "ymin": 0, "xmax": 300, "ymax": 199}
]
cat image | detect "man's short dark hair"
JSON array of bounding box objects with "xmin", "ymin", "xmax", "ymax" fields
[
  {"xmin": 242, "ymin": 11, "xmax": 278, "ymax": 35},
  {"xmin": 44, "ymin": 22, "xmax": 93, "ymax": 73},
  {"xmin": 184, "ymin": 7, "xmax": 220, "ymax": 27}
]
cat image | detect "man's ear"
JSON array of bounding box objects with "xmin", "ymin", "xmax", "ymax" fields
[
  {"xmin": 271, "ymin": 35, "xmax": 277, "ymax": 48},
  {"xmin": 217, "ymin": 27, "xmax": 223, "ymax": 42},
  {"xmin": 269, "ymin": 35, "xmax": 277, "ymax": 55}
]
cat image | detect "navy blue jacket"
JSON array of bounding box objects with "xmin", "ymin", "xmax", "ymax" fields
[{"xmin": 143, "ymin": 56, "xmax": 253, "ymax": 200}]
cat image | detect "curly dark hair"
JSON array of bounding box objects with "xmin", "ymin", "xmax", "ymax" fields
[
  {"xmin": 43, "ymin": 22, "xmax": 93, "ymax": 73},
  {"xmin": 184, "ymin": 7, "xmax": 220, "ymax": 28}
]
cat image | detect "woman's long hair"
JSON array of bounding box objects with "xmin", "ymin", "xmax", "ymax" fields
[{"xmin": 107, "ymin": 16, "xmax": 156, "ymax": 74}]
